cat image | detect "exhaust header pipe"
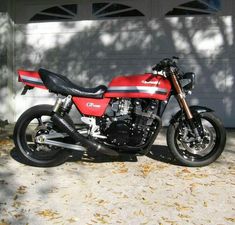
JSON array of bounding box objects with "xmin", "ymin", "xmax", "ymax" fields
[{"xmin": 51, "ymin": 113, "xmax": 119, "ymax": 157}]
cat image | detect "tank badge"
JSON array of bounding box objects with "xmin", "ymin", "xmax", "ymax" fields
[{"xmin": 142, "ymin": 80, "xmax": 160, "ymax": 85}]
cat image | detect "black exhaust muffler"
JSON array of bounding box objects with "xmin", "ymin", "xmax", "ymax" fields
[{"xmin": 51, "ymin": 113, "xmax": 119, "ymax": 157}]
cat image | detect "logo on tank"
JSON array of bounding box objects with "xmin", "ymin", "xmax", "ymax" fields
[{"xmin": 141, "ymin": 80, "xmax": 160, "ymax": 85}]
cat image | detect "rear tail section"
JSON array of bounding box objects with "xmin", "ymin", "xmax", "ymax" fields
[{"xmin": 18, "ymin": 70, "xmax": 47, "ymax": 90}]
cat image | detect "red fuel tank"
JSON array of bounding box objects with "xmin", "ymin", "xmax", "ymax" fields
[{"xmin": 104, "ymin": 73, "xmax": 171, "ymax": 101}]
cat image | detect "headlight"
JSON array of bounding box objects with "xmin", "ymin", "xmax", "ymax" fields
[{"xmin": 180, "ymin": 72, "xmax": 195, "ymax": 92}]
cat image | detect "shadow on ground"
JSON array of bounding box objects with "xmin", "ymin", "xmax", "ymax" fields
[
  {"xmin": 147, "ymin": 145, "xmax": 179, "ymax": 165},
  {"xmin": 10, "ymin": 144, "xmax": 178, "ymax": 167}
]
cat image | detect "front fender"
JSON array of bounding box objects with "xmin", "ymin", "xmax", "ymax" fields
[
  {"xmin": 170, "ymin": 105, "xmax": 214, "ymax": 124},
  {"xmin": 189, "ymin": 106, "xmax": 214, "ymax": 114}
]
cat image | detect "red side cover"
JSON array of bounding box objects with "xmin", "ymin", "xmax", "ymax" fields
[
  {"xmin": 18, "ymin": 70, "xmax": 47, "ymax": 89},
  {"xmin": 73, "ymin": 97, "xmax": 110, "ymax": 117}
]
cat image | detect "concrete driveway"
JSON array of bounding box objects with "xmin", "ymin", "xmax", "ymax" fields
[{"xmin": 0, "ymin": 129, "xmax": 234, "ymax": 225}]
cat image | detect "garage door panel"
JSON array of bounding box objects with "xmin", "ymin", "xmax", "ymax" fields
[
  {"xmin": 16, "ymin": 25, "xmax": 153, "ymax": 68},
  {"xmin": 180, "ymin": 59, "xmax": 228, "ymax": 95},
  {"xmin": 188, "ymin": 97, "xmax": 235, "ymax": 126},
  {"xmin": 87, "ymin": 63, "xmax": 150, "ymax": 83},
  {"xmin": 60, "ymin": 60, "xmax": 152, "ymax": 87},
  {"xmin": 23, "ymin": 19, "xmax": 149, "ymax": 34},
  {"xmin": 151, "ymin": 17, "xmax": 232, "ymax": 57},
  {"xmin": 93, "ymin": 31, "xmax": 152, "ymax": 58}
]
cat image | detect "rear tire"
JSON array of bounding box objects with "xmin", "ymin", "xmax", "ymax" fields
[
  {"xmin": 13, "ymin": 105, "xmax": 71, "ymax": 167},
  {"xmin": 167, "ymin": 112, "xmax": 226, "ymax": 167}
]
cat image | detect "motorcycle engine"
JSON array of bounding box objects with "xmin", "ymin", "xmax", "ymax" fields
[{"xmin": 98, "ymin": 98, "xmax": 159, "ymax": 147}]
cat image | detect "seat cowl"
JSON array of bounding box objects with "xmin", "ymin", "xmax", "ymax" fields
[
  {"xmin": 38, "ymin": 68, "xmax": 107, "ymax": 98},
  {"xmin": 18, "ymin": 69, "xmax": 47, "ymax": 89}
]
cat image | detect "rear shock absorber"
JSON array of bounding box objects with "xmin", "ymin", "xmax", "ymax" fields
[{"xmin": 53, "ymin": 95, "xmax": 73, "ymax": 116}]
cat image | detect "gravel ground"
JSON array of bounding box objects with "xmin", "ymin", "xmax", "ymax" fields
[{"xmin": 0, "ymin": 129, "xmax": 234, "ymax": 225}]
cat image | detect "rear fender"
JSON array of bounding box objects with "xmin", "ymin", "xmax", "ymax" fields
[
  {"xmin": 170, "ymin": 106, "xmax": 214, "ymax": 124},
  {"xmin": 18, "ymin": 70, "xmax": 47, "ymax": 90}
]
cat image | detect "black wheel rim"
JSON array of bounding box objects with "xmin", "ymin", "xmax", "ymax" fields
[
  {"xmin": 19, "ymin": 113, "xmax": 61, "ymax": 161},
  {"xmin": 175, "ymin": 115, "xmax": 221, "ymax": 162}
]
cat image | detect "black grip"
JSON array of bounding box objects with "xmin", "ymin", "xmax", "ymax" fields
[
  {"xmin": 152, "ymin": 64, "xmax": 162, "ymax": 71},
  {"xmin": 153, "ymin": 57, "xmax": 179, "ymax": 73}
]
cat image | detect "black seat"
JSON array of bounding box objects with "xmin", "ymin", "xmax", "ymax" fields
[{"xmin": 38, "ymin": 68, "xmax": 107, "ymax": 98}]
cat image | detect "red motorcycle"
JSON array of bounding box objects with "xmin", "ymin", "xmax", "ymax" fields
[{"xmin": 14, "ymin": 57, "xmax": 226, "ymax": 167}]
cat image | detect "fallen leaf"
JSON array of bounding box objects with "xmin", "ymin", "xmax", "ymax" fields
[
  {"xmin": 225, "ymin": 217, "xmax": 235, "ymax": 222},
  {"xmin": 93, "ymin": 213, "xmax": 109, "ymax": 224},
  {"xmin": 16, "ymin": 186, "xmax": 27, "ymax": 194},
  {"xmin": 165, "ymin": 182, "xmax": 174, "ymax": 186},
  {"xmin": 112, "ymin": 163, "xmax": 128, "ymax": 174},
  {"xmin": 133, "ymin": 209, "xmax": 144, "ymax": 216},
  {"xmin": 37, "ymin": 209, "xmax": 60, "ymax": 220},
  {"xmin": 14, "ymin": 214, "xmax": 23, "ymax": 219},
  {"xmin": 161, "ymin": 217, "xmax": 178, "ymax": 224},
  {"xmin": 189, "ymin": 183, "xmax": 198, "ymax": 193},
  {"xmin": 193, "ymin": 173, "xmax": 209, "ymax": 178},
  {"xmin": 0, "ymin": 220, "xmax": 10, "ymax": 225},
  {"xmin": 67, "ymin": 217, "xmax": 78, "ymax": 223},
  {"xmin": 0, "ymin": 180, "xmax": 8, "ymax": 185},
  {"xmin": 13, "ymin": 195, "xmax": 18, "ymax": 201},
  {"xmin": 96, "ymin": 199, "xmax": 109, "ymax": 206},
  {"xmin": 0, "ymin": 139, "xmax": 12, "ymax": 145},
  {"xmin": 203, "ymin": 201, "xmax": 208, "ymax": 207},
  {"xmin": 176, "ymin": 171, "xmax": 208, "ymax": 179},
  {"xmin": 139, "ymin": 163, "xmax": 155, "ymax": 176},
  {"xmin": 174, "ymin": 202, "xmax": 191, "ymax": 211},
  {"xmin": 178, "ymin": 214, "xmax": 191, "ymax": 219},
  {"xmin": 182, "ymin": 168, "xmax": 191, "ymax": 173},
  {"xmin": 12, "ymin": 201, "xmax": 22, "ymax": 209}
]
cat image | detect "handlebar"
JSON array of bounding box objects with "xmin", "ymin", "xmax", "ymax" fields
[{"xmin": 152, "ymin": 57, "xmax": 179, "ymax": 74}]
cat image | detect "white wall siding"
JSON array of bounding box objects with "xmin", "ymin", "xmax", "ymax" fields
[{"xmin": 0, "ymin": 13, "xmax": 15, "ymax": 122}]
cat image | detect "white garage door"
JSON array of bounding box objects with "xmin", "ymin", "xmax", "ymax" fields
[{"xmin": 14, "ymin": 0, "xmax": 235, "ymax": 127}]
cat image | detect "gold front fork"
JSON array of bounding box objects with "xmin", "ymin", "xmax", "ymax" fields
[
  {"xmin": 170, "ymin": 70, "xmax": 193, "ymax": 120},
  {"xmin": 170, "ymin": 68, "xmax": 202, "ymax": 141}
]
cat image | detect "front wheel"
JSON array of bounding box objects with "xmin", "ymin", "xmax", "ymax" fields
[{"xmin": 167, "ymin": 112, "xmax": 226, "ymax": 167}]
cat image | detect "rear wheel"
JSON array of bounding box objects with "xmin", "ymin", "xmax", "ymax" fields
[
  {"xmin": 13, "ymin": 105, "xmax": 71, "ymax": 167},
  {"xmin": 167, "ymin": 112, "xmax": 226, "ymax": 167}
]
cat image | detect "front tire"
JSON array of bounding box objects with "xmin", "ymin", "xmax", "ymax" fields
[
  {"xmin": 13, "ymin": 104, "xmax": 71, "ymax": 167},
  {"xmin": 167, "ymin": 112, "xmax": 226, "ymax": 167}
]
